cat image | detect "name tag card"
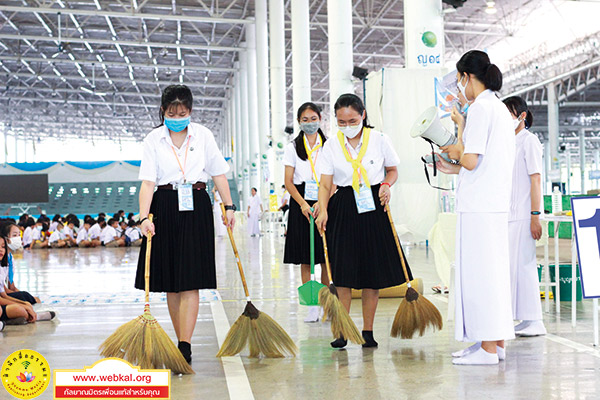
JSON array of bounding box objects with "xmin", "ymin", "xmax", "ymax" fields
[
  {"xmin": 354, "ymin": 184, "xmax": 376, "ymax": 214},
  {"xmin": 304, "ymin": 180, "xmax": 319, "ymax": 201},
  {"xmin": 177, "ymin": 184, "xmax": 194, "ymax": 211}
]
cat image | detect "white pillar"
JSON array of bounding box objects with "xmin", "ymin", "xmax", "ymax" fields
[
  {"xmin": 239, "ymin": 52, "xmax": 251, "ymax": 209},
  {"xmin": 404, "ymin": 0, "xmax": 444, "ymax": 69},
  {"xmin": 544, "ymin": 141, "xmax": 550, "ymax": 194},
  {"xmin": 327, "ymin": 0, "xmax": 354, "ymax": 128},
  {"xmin": 255, "ymin": 0, "xmax": 271, "ymax": 199},
  {"xmin": 233, "ymin": 66, "xmax": 244, "ymax": 205},
  {"xmin": 246, "ymin": 21, "xmax": 261, "ymax": 194},
  {"xmin": 595, "ymin": 149, "xmax": 600, "ymax": 190},
  {"xmin": 291, "ymin": 0, "xmax": 312, "ymax": 132},
  {"xmin": 269, "ymin": 0, "xmax": 287, "ymax": 191},
  {"xmin": 548, "ymin": 83, "xmax": 560, "ymax": 182},
  {"xmin": 580, "ymin": 128, "xmax": 586, "ymax": 194},
  {"xmin": 566, "ymin": 149, "xmax": 571, "ymax": 194}
]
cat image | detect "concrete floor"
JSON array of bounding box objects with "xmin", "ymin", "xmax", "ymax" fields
[{"xmin": 2, "ymin": 222, "xmax": 600, "ymax": 400}]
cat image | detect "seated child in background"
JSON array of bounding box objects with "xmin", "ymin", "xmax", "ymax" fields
[
  {"xmin": 22, "ymin": 218, "xmax": 35, "ymax": 249},
  {"xmin": 77, "ymin": 220, "xmax": 94, "ymax": 248},
  {"xmin": 62, "ymin": 216, "xmax": 78, "ymax": 247},
  {"xmin": 116, "ymin": 220, "xmax": 127, "ymax": 237},
  {"xmin": 0, "ymin": 236, "xmax": 54, "ymax": 324},
  {"xmin": 49, "ymin": 214, "xmax": 62, "ymax": 232},
  {"xmin": 125, "ymin": 220, "xmax": 143, "ymax": 247},
  {"xmin": 101, "ymin": 218, "xmax": 126, "ymax": 247},
  {"xmin": 49, "ymin": 222, "xmax": 68, "ymax": 248},
  {"xmin": 31, "ymin": 220, "xmax": 49, "ymax": 249},
  {"xmin": 87, "ymin": 217, "xmax": 104, "ymax": 246}
]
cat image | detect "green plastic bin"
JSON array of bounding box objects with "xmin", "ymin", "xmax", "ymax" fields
[{"xmin": 548, "ymin": 264, "xmax": 582, "ymax": 301}]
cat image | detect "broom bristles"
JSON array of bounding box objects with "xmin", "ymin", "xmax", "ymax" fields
[
  {"xmin": 99, "ymin": 310, "xmax": 194, "ymax": 375},
  {"xmin": 390, "ymin": 288, "xmax": 443, "ymax": 339},
  {"xmin": 319, "ymin": 285, "xmax": 364, "ymax": 345},
  {"xmin": 216, "ymin": 301, "xmax": 297, "ymax": 358}
]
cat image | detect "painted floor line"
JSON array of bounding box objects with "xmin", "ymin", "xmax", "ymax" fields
[
  {"xmin": 545, "ymin": 333, "xmax": 600, "ymax": 359},
  {"xmin": 210, "ymin": 300, "xmax": 255, "ymax": 400}
]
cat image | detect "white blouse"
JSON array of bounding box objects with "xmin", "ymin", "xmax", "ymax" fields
[
  {"xmin": 139, "ymin": 122, "xmax": 229, "ymax": 185},
  {"xmin": 509, "ymin": 129, "xmax": 543, "ymax": 221},
  {"xmin": 76, "ymin": 228, "xmax": 89, "ymax": 244},
  {"xmin": 283, "ymin": 135, "xmax": 324, "ymax": 185},
  {"xmin": 456, "ymin": 89, "xmax": 516, "ymax": 213},
  {"xmin": 320, "ymin": 129, "xmax": 400, "ymax": 187},
  {"xmin": 22, "ymin": 227, "xmax": 34, "ymax": 246}
]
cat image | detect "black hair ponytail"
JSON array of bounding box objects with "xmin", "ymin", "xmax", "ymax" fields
[
  {"xmin": 294, "ymin": 102, "xmax": 327, "ymax": 161},
  {"xmin": 457, "ymin": 50, "xmax": 502, "ymax": 92},
  {"xmin": 503, "ymin": 96, "xmax": 534, "ymax": 129},
  {"xmin": 333, "ymin": 93, "xmax": 374, "ymax": 129}
]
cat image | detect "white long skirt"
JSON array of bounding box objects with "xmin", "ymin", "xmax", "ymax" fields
[
  {"xmin": 248, "ymin": 212, "xmax": 260, "ymax": 236},
  {"xmin": 509, "ymin": 219, "xmax": 543, "ymax": 321},
  {"xmin": 455, "ymin": 212, "xmax": 515, "ymax": 342}
]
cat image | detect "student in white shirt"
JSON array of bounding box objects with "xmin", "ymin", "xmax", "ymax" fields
[
  {"xmin": 247, "ymin": 188, "xmax": 263, "ymax": 237},
  {"xmin": 31, "ymin": 220, "xmax": 49, "ymax": 249},
  {"xmin": 0, "ymin": 236, "xmax": 37, "ymax": 325},
  {"xmin": 62, "ymin": 219, "xmax": 77, "ymax": 247},
  {"xmin": 437, "ymin": 50, "xmax": 516, "ymax": 365},
  {"xmin": 283, "ymin": 102, "xmax": 329, "ymax": 322},
  {"xmin": 136, "ymin": 84, "xmax": 235, "ymax": 363},
  {"xmin": 22, "ymin": 219, "xmax": 35, "ymax": 249},
  {"xmin": 316, "ymin": 93, "xmax": 413, "ymax": 349},
  {"xmin": 49, "ymin": 214, "xmax": 62, "ymax": 232},
  {"xmin": 49, "ymin": 222, "xmax": 68, "ymax": 248},
  {"xmin": 503, "ymin": 96, "xmax": 546, "ymax": 337},
  {"xmin": 101, "ymin": 219, "xmax": 125, "ymax": 247},
  {"xmin": 87, "ymin": 218, "xmax": 103, "ymax": 247},
  {"xmin": 125, "ymin": 220, "xmax": 143, "ymax": 247}
]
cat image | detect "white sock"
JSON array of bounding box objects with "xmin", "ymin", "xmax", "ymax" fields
[
  {"xmin": 304, "ymin": 306, "xmax": 320, "ymax": 323},
  {"xmin": 36, "ymin": 311, "xmax": 55, "ymax": 321},
  {"xmin": 452, "ymin": 347, "xmax": 499, "ymax": 365},
  {"xmin": 514, "ymin": 320, "xmax": 531, "ymax": 331},
  {"xmin": 497, "ymin": 346, "xmax": 505, "ymax": 361},
  {"xmin": 452, "ymin": 342, "xmax": 481, "ymax": 358}
]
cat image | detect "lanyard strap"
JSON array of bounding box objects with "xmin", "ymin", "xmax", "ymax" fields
[
  {"xmin": 303, "ymin": 134, "xmax": 322, "ymax": 185},
  {"xmin": 171, "ymin": 136, "xmax": 191, "ymax": 183},
  {"xmin": 337, "ymin": 127, "xmax": 371, "ymax": 193}
]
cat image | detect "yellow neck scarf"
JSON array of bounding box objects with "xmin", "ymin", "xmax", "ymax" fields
[
  {"xmin": 303, "ymin": 134, "xmax": 322, "ymax": 185},
  {"xmin": 337, "ymin": 127, "xmax": 371, "ymax": 193}
]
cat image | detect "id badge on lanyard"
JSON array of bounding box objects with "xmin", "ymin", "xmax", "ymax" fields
[
  {"xmin": 177, "ymin": 183, "xmax": 194, "ymax": 211},
  {"xmin": 354, "ymin": 183, "xmax": 376, "ymax": 214},
  {"xmin": 304, "ymin": 180, "xmax": 319, "ymax": 201}
]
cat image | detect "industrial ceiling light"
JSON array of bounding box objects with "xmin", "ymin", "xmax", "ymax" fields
[{"xmin": 485, "ymin": 1, "xmax": 497, "ymax": 14}]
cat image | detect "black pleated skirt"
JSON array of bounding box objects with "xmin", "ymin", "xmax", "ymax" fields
[
  {"xmin": 283, "ymin": 183, "xmax": 325, "ymax": 265},
  {"xmin": 135, "ymin": 188, "xmax": 216, "ymax": 293},
  {"xmin": 325, "ymin": 184, "xmax": 413, "ymax": 289}
]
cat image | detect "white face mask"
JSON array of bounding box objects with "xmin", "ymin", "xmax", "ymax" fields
[
  {"xmin": 457, "ymin": 75, "xmax": 469, "ymax": 98},
  {"xmin": 513, "ymin": 118, "xmax": 522, "ymax": 130},
  {"xmin": 8, "ymin": 236, "xmax": 23, "ymax": 251},
  {"xmin": 339, "ymin": 124, "xmax": 362, "ymax": 139}
]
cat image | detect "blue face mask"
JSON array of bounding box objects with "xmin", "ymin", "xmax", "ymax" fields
[{"xmin": 164, "ymin": 116, "xmax": 191, "ymax": 133}]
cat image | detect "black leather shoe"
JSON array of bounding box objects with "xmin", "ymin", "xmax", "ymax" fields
[
  {"xmin": 178, "ymin": 341, "xmax": 192, "ymax": 364},
  {"xmin": 330, "ymin": 337, "xmax": 347, "ymax": 348}
]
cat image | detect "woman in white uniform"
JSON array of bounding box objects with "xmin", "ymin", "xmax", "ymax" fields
[
  {"xmin": 212, "ymin": 187, "xmax": 227, "ymax": 237},
  {"xmin": 437, "ymin": 50, "xmax": 516, "ymax": 365},
  {"xmin": 247, "ymin": 188, "xmax": 263, "ymax": 237},
  {"xmin": 503, "ymin": 96, "xmax": 546, "ymax": 337},
  {"xmin": 283, "ymin": 102, "xmax": 328, "ymax": 322},
  {"xmin": 137, "ymin": 84, "xmax": 236, "ymax": 364},
  {"xmin": 316, "ymin": 94, "xmax": 413, "ymax": 349}
]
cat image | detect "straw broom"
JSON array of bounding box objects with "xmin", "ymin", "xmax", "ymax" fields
[
  {"xmin": 99, "ymin": 215, "xmax": 194, "ymax": 375},
  {"xmin": 386, "ymin": 205, "xmax": 443, "ymax": 339},
  {"xmin": 318, "ymin": 234, "xmax": 365, "ymax": 345},
  {"xmin": 216, "ymin": 204, "xmax": 297, "ymax": 358}
]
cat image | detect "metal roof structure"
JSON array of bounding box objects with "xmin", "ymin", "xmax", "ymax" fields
[{"xmin": 1, "ymin": 0, "xmax": 599, "ymax": 149}]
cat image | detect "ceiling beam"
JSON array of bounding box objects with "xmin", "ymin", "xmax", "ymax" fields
[
  {"xmin": 0, "ymin": 34, "xmax": 240, "ymax": 53},
  {"xmin": 0, "ymin": 56, "xmax": 237, "ymax": 73},
  {"xmin": 0, "ymin": 5, "xmax": 251, "ymax": 25}
]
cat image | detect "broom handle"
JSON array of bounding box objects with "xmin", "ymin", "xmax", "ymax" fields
[
  {"xmin": 385, "ymin": 204, "xmax": 411, "ymax": 285},
  {"xmin": 144, "ymin": 214, "xmax": 154, "ymax": 304},
  {"xmin": 310, "ymin": 210, "xmax": 315, "ymax": 278},
  {"xmin": 322, "ymin": 234, "xmax": 334, "ymax": 285},
  {"xmin": 220, "ymin": 203, "xmax": 250, "ymax": 298}
]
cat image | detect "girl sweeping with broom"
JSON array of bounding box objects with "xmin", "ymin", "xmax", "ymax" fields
[
  {"xmin": 135, "ymin": 84, "xmax": 236, "ymax": 364},
  {"xmin": 283, "ymin": 102, "xmax": 329, "ymax": 323},
  {"xmin": 315, "ymin": 93, "xmax": 413, "ymax": 349}
]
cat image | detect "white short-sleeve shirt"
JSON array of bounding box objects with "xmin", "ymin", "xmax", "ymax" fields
[
  {"xmin": 125, "ymin": 227, "xmax": 141, "ymax": 241},
  {"xmin": 138, "ymin": 122, "xmax": 230, "ymax": 185},
  {"xmin": 49, "ymin": 230, "xmax": 65, "ymax": 244},
  {"xmin": 76, "ymin": 228, "xmax": 89, "ymax": 244},
  {"xmin": 509, "ymin": 129, "xmax": 543, "ymax": 221},
  {"xmin": 32, "ymin": 228, "xmax": 42, "ymax": 241},
  {"xmin": 283, "ymin": 135, "xmax": 325, "ymax": 185},
  {"xmin": 101, "ymin": 226, "xmax": 117, "ymax": 244},
  {"xmin": 88, "ymin": 224, "xmax": 102, "ymax": 239},
  {"xmin": 22, "ymin": 227, "xmax": 33, "ymax": 246},
  {"xmin": 456, "ymin": 90, "xmax": 516, "ymax": 213},
  {"xmin": 63, "ymin": 226, "xmax": 74, "ymax": 238},
  {"xmin": 320, "ymin": 129, "xmax": 400, "ymax": 187},
  {"xmin": 0, "ymin": 266, "xmax": 7, "ymax": 293}
]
